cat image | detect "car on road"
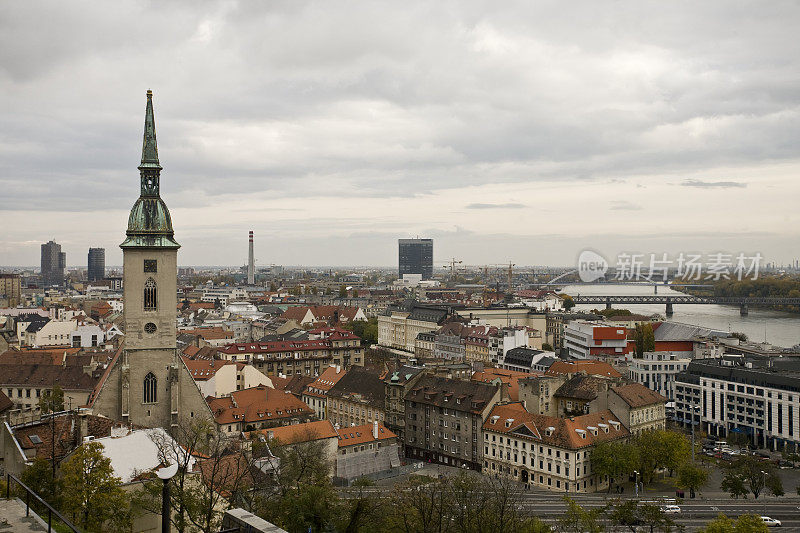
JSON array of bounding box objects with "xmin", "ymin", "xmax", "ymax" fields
[
  {"xmin": 660, "ymin": 505, "xmax": 681, "ymax": 515},
  {"xmin": 761, "ymin": 516, "xmax": 782, "ymax": 527}
]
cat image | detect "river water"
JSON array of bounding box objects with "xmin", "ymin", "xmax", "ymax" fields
[{"xmin": 561, "ymin": 284, "xmax": 800, "ymax": 349}]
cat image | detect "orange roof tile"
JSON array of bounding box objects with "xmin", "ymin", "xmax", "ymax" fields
[
  {"xmin": 336, "ymin": 422, "xmax": 397, "ymax": 448},
  {"xmin": 207, "ymin": 385, "xmax": 313, "ymax": 425},
  {"xmin": 483, "ymin": 402, "xmax": 630, "ymax": 449},
  {"xmin": 245, "ymin": 420, "xmax": 338, "ymax": 443},
  {"xmin": 303, "ymin": 365, "xmax": 347, "ymax": 398}
]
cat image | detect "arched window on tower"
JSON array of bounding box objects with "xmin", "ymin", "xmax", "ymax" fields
[
  {"xmin": 143, "ymin": 372, "xmax": 157, "ymax": 403},
  {"xmin": 144, "ymin": 277, "xmax": 157, "ymax": 311}
]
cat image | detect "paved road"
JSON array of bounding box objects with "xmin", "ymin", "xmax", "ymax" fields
[{"xmin": 521, "ymin": 495, "xmax": 800, "ymax": 531}]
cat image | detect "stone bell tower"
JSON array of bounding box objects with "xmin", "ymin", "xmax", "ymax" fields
[{"xmin": 90, "ymin": 91, "xmax": 211, "ymax": 429}]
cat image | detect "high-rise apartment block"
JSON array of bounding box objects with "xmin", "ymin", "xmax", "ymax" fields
[
  {"xmin": 0, "ymin": 274, "xmax": 22, "ymax": 307},
  {"xmin": 40, "ymin": 240, "xmax": 66, "ymax": 286},
  {"xmin": 88, "ymin": 247, "xmax": 105, "ymax": 282},
  {"xmin": 398, "ymin": 238, "xmax": 433, "ymax": 280}
]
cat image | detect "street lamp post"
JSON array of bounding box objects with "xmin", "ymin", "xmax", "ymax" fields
[
  {"xmin": 761, "ymin": 470, "xmax": 767, "ymax": 515},
  {"xmin": 633, "ymin": 470, "xmax": 639, "ymax": 498},
  {"xmin": 156, "ymin": 463, "xmax": 179, "ymax": 533}
]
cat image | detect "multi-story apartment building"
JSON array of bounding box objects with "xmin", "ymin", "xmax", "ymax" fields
[
  {"xmin": 208, "ymin": 385, "xmax": 314, "ymax": 434},
  {"xmin": 217, "ymin": 330, "xmax": 363, "ymax": 376},
  {"xmin": 544, "ymin": 312, "xmax": 601, "ymax": 352},
  {"xmin": 414, "ymin": 331, "xmax": 436, "ymax": 359},
  {"xmin": 464, "ymin": 331, "xmax": 491, "ymax": 363},
  {"xmin": 0, "ymin": 274, "xmax": 22, "ymax": 307},
  {"xmin": 383, "ymin": 365, "xmax": 426, "ymax": 439},
  {"xmin": 378, "ymin": 303, "xmax": 450, "ymax": 352},
  {"xmin": 403, "ymin": 376, "xmax": 502, "ymax": 470},
  {"xmin": 40, "ymin": 240, "xmax": 66, "ymax": 287},
  {"xmin": 482, "ymin": 402, "xmax": 631, "ymax": 492},
  {"xmin": 87, "ymin": 248, "xmax": 105, "ymax": 282},
  {"xmin": 488, "ymin": 327, "xmax": 530, "ymax": 363},
  {"xmin": 607, "ymin": 383, "xmax": 667, "ymax": 435},
  {"xmin": 327, "ymin": 367, "xmax": 386, "ymax": 428},
  {"xmin": 675, "ymin": 357, "xmax": 800, "ymax": 451},
  {"xmin": 564, "ymin": 321, "xmax": 630, "ymax": 360},
  {"xmin": 301, "ymin": 365, "xmax": 346, "ymax": 419},
  {"xmin": 627, "ymin": 351, "xmax": 691, "ymax": 401}
]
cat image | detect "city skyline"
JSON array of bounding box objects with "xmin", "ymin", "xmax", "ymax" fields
[{"xmin": 3, "ymin": 2, "xmax": 800, "ymax": 267}]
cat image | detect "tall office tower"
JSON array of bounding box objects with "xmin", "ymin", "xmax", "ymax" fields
[
  {"xmin": 40, "ymin": 240, "xmax": 66, "ymax": 286},
  {"xmin": 247, "ymin": 230, "xmax": 255, "ymax": 285},
  {"xmin": 88, "ymin": 247, "xmax": 106, "ymax": 282},
  {"xmin": 398, "ymin": 238, "xmax": 433, "ymax": 280}
]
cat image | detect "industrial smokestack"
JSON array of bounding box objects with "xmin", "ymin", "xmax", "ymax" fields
[{"xmin": 247, "ymin": 230, "xmax": 255, "ymax": 285}]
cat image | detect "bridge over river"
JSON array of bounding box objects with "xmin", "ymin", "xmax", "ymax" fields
[{"xmin": 571, "ymin": 295, "xmax": 800, "ymax": 316}]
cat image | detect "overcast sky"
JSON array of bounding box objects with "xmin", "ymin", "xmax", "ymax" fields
[{"xmin": 2, "ymin": 1, "xmax": 800, "ymax": 269}]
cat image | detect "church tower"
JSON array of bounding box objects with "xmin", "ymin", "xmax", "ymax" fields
[{"xmin": 90, "ymin": 91, "xmax": 211, "ymax": 429}]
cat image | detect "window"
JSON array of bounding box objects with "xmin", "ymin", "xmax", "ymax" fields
[
  {"xmin": 144, "ymin": 260, "xmax": 157, "ymax": 272},
  {"xmin": 144, "ymin": 277, "xmax": 157, "ymax": 311},
  {"xmin": 144, "ymin": 372, "xmax": 157, "ymax": 403}
]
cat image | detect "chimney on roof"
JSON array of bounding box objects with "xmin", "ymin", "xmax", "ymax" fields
[
  {"xmin": 373, "ymin": 420, "xmax": 379, "ymax": 439},
  {"xmin": 336, "ymin": 365, "xmax": 341, "ymax": 374}
]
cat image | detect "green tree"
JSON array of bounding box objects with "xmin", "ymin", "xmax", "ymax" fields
[
  {"xmin": 720, "ymin": 471, "xmax": 748, "ymax": 499},
  {"xmin": 562, "ymin": 295, "xmax": 575, "ymax": 310},
  {"xmin": 699, "ymin": 513, "xmax": 768, "ymax": 533},
  {"xmin": 635, "ymin": 430, "xmax": 691, "ymax": 482},
  {"xmin": 269, "ymin": 282, "xmax": 277, "ymax": 291},
  {"xmin": 559, "ymin": 496, "xmax": 605, "ymax": 533},
  {"xmin": 591, "ymin": 441, "xmax": 639, "ymax": 492},
  {"xmin": 38, "ymin": 385, "xmax": 64, "ymax": 414},
  {"xmin": 607, "ymin": 499, "xmax": 641, "ymax": 532},
  {"xmin": 633, "ymin": 324, "xmax": 644, "ymax": 357},
  {"xmin": 339, "ymin": 285, "xmax": 348, "ymax": 298},
  {"xmin": 542, "ymin": 343, "xmax": 553, "ymax": 351},
  {"xmin": 642, "ymin": 323, "xmax": 655, "ymax": 353},
  {"xmin": 677, "ymin": 462, "xmax": 709, "ymax": 497},
  {"xmin": 20, "ymin": 457, "xmax": 62, "ymax": 509},
  {"xmin": 725, "ymin": 455, "xmax": 781, "ymax": 499},
  {"xmin": 60, "ymin": 441, "xmax": 131, "ymax": 532},
  {"xmin": 638, "ymin": 503, "xmax": 674, "ymax": 533},
  {"xmin": 766, "ymin": 472, "xmax": 784, "ymax": 497},
  {"xmin": 730, "ymin": 332, "xmax": 748, "ymax": 342}
]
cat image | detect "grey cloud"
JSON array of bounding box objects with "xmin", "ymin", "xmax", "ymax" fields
[
  {"xmin": 466, "ymin": 203, "xmax": 526, "ymax": 209},
  {"xmin": 681, "ymin": 179, "xmax": 747, "ymax": 189},
  {"xmin": 610, "ymin": 201, "xmax": 642, "ymax": 211},
  {"xmin": 2, "ymin": 1, "xmax": 800, "ymax": 265}
]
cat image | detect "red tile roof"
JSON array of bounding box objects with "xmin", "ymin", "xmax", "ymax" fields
[
  {"xmin": 611, "ymin": 383, "xmax": 667, "ymax": 408},
  {"xmin": 303, "ymin": 365, "xmax": 347, "ymax": 398},
  {"xmin": 244, "ymin": 420, "xmax": 338, "ymax": 443},
  {"xmin": 336, "ymin": 422, "xmax": 397, "ymax": 448},
  {"xmin": 483, "ymin": 402, "xmax": 630, "ymax": 449},
  {"xmin": 182, "ymin": 357, "xmax": 238, "ymax": 381},
  {"xmin": 207, "ymin": 385, "xmax": 313, "ymax": 425}
]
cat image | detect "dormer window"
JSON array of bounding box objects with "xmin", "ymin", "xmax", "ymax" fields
[{"xmin": 505, "ymin": 418, "xmax": 514, "ymax": 428}]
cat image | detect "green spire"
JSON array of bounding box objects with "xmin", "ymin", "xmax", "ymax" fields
[
  {"xmin": 139, "ymin": 89, "xmax": 161, "ymax": 170},
  {"xmin": 121, "ymin": 90, "xmax": 179, "ymax": 250}
]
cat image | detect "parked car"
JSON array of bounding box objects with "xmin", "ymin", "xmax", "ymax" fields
[
  {"xmin": 661, "ymin": 505, "xmax": 681, "ymax": 515},
  {"xmin": 761, "ymin": 516, "xmax": 782, "ymax": 527}
]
